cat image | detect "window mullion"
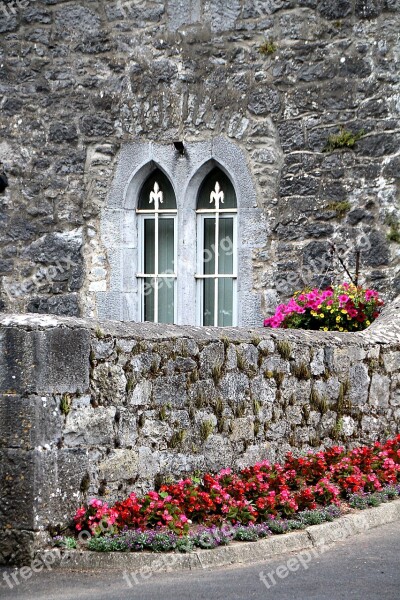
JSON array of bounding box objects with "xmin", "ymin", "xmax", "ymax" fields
[
  {"xmin": 214, "ymin": 202, "xmax": 220, "ymax": 327},
  {"xmin": 154, "ymin": 207, "xmax": 159, "ymax": 324}
]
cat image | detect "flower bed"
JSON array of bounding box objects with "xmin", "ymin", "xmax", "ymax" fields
[
  {"xmin": 263, "ymin": 283, "xmax": 384, "ymax": 331},
  {"xmin": 68, "ymin": 436, "xmax": 400, "ymax": 548}
]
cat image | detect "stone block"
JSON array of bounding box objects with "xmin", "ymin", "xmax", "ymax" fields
[
  {"xmin": 369, "ymin": 373, "xmax": 390, "ymax": 407},
  {"xmin": 0, "ymin": 395, "xmax": 62, "ymax": 449},
  {"xmin": 383, "ymin": 351, "xmax": 400, "ymax": 374},
  {"xmin": 199, "ymin": 343, "xmax": 224, "ymax": 377},
  {"xmin": 98, "ymin": 450, "xmax": 139, "ymax": 483},
  {"xmin": 92, "ymin": 363, "xmax": 127, "ymax": 405},
  {"xmin": 152, "ymin": 375, "xmax": 188, "ymax": 408},
  {"xmin": 250, "ymin": 375, "xmax": 276, "ymax": 404},
  {"xmin": 219, "ymin": 373, "xmax": 249, "ymax": 404},
  {"xmin": 0, "ymin": 327, "xmax": 90, "ymax": 395},
  {"xmin": 63, "ymin": 405, "xmax": 116, "ymax": 447},
  {"xmin": 349, "ymin": 364, "xmax": 370, "ymax": 405}
]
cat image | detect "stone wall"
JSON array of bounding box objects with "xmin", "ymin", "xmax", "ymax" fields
[
  {"xmin": 0, "ymin": 0, "xmax": 399, "ymax": 320},
  {"xmin": 1, "ymin": 300, "xmax": 400, "ymax": 564}
]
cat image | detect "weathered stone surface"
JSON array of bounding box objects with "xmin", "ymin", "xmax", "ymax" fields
[
  {"xmin": 63, "ymin": 405, "xmax": 117, "ymax": 447},
  {"xmin": 0, "ymin": 326, "xmax": 90, "ymax": 395},
  {"xmin": 27, "ymin": 294, "xmax": 80, "ymax": 317}
]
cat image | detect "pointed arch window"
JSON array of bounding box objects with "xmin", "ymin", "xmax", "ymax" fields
[
  {"xmin": 137, "ymin": 169, "xmax": 177, "ymax": 323},
  {"xmin": 196, "ymin": 168, "xmax": 237, "ymax": 326}
]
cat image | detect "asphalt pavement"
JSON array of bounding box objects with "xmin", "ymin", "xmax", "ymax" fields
[{"xmin": 1, "ymin": 520, "xmax": 399, "ymax": 600}]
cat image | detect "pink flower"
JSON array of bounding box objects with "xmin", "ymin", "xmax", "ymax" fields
[{"xmin": 365, "ymin": 289, "xmax": 378, "ymax": 301}]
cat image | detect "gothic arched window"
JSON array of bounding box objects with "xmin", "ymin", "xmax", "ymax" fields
[
  {"xmin": 137, "ymin": 169, "xmax": 177, "ymax": 323},
  {"xmin": 196, "ymin": 168, "xmax": 237, "ymax": 326}
]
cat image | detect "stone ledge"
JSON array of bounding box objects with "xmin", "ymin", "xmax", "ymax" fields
[
  {"xmin": 1, "ymin": 297, "xmax": 399, "ymax": 345},
  {"xmin": 36, "ymin": 499, "xmax": 400, "ymax": 573}
]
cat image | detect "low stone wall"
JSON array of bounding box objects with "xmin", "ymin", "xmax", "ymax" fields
[{"xmin": 1, "ymin": 300, "xmax": 400, "ymax": 564}]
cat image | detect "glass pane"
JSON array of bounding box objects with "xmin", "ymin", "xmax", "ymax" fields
[
  {"xmin": 218, "ymin": 218, "xmax": 234, "ymax": 274},
  {"xmin": 158, "ymin": 218, "xmax": 175, "ymax": 274},
  {"xmin": 138, "ymin": 169, "xmax": 176, "ymax": 209},
  {"xmin": 203, "ymin": 218, "xmax": 215, "ymax": 275},
  {"xmin": 203, "ymin": 278, "xmax": 215, "ymax": 326},
  {"xmin": 144, "ymin": 220, "xmax": 155, "ymax": 274},
  {"xmin": 197, "ymin": 168, "xmax": 237, "ymax": 210},
  {"xmin": 158, "ymin": 277, "xmax": 175, "ymax": 324},
  {"xmin": 143, "ymin": 278, "xmax": 155, "ymax": 322},
  {"xmin": 218, "ymin": 278, "xmax": 233, "ymax": 326}
]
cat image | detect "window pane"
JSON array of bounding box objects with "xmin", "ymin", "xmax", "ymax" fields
[
  {"xmin": 144, "ymin": 220, "xmax": 155, "ymax": 274},
  {"xmin": 218, "ymin": 278, "xmax": 233, "ymax": 326},
  {"xmin": 203, "ymin": 278, "xmax": 215, "ymax": 326},
  {"xmin": 158, "ymin": 277, "xmax": 175, "ymax": 324},
  {"xmin": 158, "ymin": 218, "xmax": 175, "ymax": 274},
  {"xmin": 218, "ymin": 218, "xmax": 234, "ymax": 275},
  {"xmin": 143, "ymin": 277, "xmax": 155, "ymax": 322},
  {"xmin": 204, "ymin": 218, "xmax": 215, "ymax": 275},
  {"xmin": 138, "ymin": 169, "xmax": 176, "ymax": 209},
  {"xmin": 197, "ymin": 168, "xmax": 237, "ymax": 210}
]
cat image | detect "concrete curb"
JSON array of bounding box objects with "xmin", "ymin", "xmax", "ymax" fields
[{"xmin": 39, "ymin": 499, "xmax": 400, "ymax": 574}]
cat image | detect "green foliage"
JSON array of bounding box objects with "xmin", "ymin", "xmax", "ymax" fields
[
  {"xmin": 235, "ymin": 401, "xmax": 246, "ymax": 418},
  {"xmin": 187, "ymin": 368, "xmax": 199, "ymax": 385},
  {"xmin": 386, "ymin": 216, "xmax": 400, "ymax": 243},
  {"xmin": 159, "ymin": 406, "xmax": 168, "ymax": 421},
  {"xmin": 200, "ymin": 419, "xmax": 214, "ymax": 441},
  {"xmin": 212, "ymin": 365, "xmax": 223, "ymax": 385},
  {"xmin": 273, "ymin": 370, "xmax": 285, "ymax": 387},
  {"xmin": 259, "ymin": 38, "xmax": 277, "ymax": 55},
  {"xmin": 276, "ymin": 341, "xmax": 291, "ymax": 360},
  {"xmin": 60, "ymin": 394, "xmax": 72, "ymax": 416},
  {"xmin": 324, "ymin": 127, "xmax": 364, "ymax": 152},
  {"xmin": 195, "ymin": 391, "xmax": 206, "ymax": 409},
  {"xmin": 253, "ymin": 398, "xmax": 261, "ymax": 415},
  {"xmin": 331, "ymin": 417, "xmax": 344, "ymax": 440},
  {"xmin": 94, "ymin": 327, "xmax": 104, "ymax": 340},
  {"xmin": 168, "ymin": 429, "xmax": 186, "ymax": 448},
  {"xmin": 292, "ymin": 362, "xmax": 311, "ymax": 380},
  {"xmin": 126, "ymin": 376, "xmax": 135, "ymax": 394},
  {"xmin": 53, "ymin": 536, "xmax": 77, "ymax": 549},
  {"xmin": 213, "ymin": 397, "xmax": 224, "ymax": 420},
  {"xmin": 327, "ymin": 201, "xmax": 351, "ymax": 219},
  {"xmin": 310, "ymin": 388, "xmax": 328, "ymax": 415}
]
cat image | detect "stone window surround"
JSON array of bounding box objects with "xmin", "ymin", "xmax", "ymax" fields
[{"xmin": 97, "ymin": 137, "xmax": 266, "ymax": 327}]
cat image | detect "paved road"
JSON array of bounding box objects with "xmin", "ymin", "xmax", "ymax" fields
[{"xmin": 1, "ymin": 521, "xmax": 399, "ymax": 600}]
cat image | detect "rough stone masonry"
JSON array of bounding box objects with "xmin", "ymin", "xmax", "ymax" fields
[
  {"xmin": 0, "ymin": 0, "xmax": 399, "ymax": 320},
  {"xmin": 0, "ymin": 296, "xmax": 399, "ymax": 564}
]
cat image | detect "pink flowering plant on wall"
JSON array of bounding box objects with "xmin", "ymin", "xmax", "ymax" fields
[{"xmin": 264, "ymin": 283, "xmax": 384, "ymax": 331}]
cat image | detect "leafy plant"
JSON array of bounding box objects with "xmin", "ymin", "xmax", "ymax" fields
[
  {"xmin": 168, "ymin": 429, "xmax": 186, "ymax": 448},
  {"xmin": 324, "ymin": 127, "xmax": 365, "ymax": 152},
  {"xmin": 259, "ymin": 39, "xmax": 277, "ymax": 55},
  {"xmin": 386, "ymin": 216, "xmax": 400, "ymax": 243},
  {"xmin": 200, "ymin": 419, "xmax": 214, "ymax": 441},
  {"xmin": 327, "ymin": 201, "xmax": 351, "ymax": 219},
  {"xmin": 276, "ymin": 341, "xmax": 291, "ymax": 360},
  {"xmin": 60, "ymin": 394, "xmax": 72, "ymax": 416}
]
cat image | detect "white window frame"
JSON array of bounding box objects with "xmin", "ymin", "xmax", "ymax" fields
[
  {"xmin": 195, "ymin": 182, "xmax": 238, "ymax": 327},
  {"xmin": 136, "ymin": 182, "xmax": 178, "ymax": 324}
]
